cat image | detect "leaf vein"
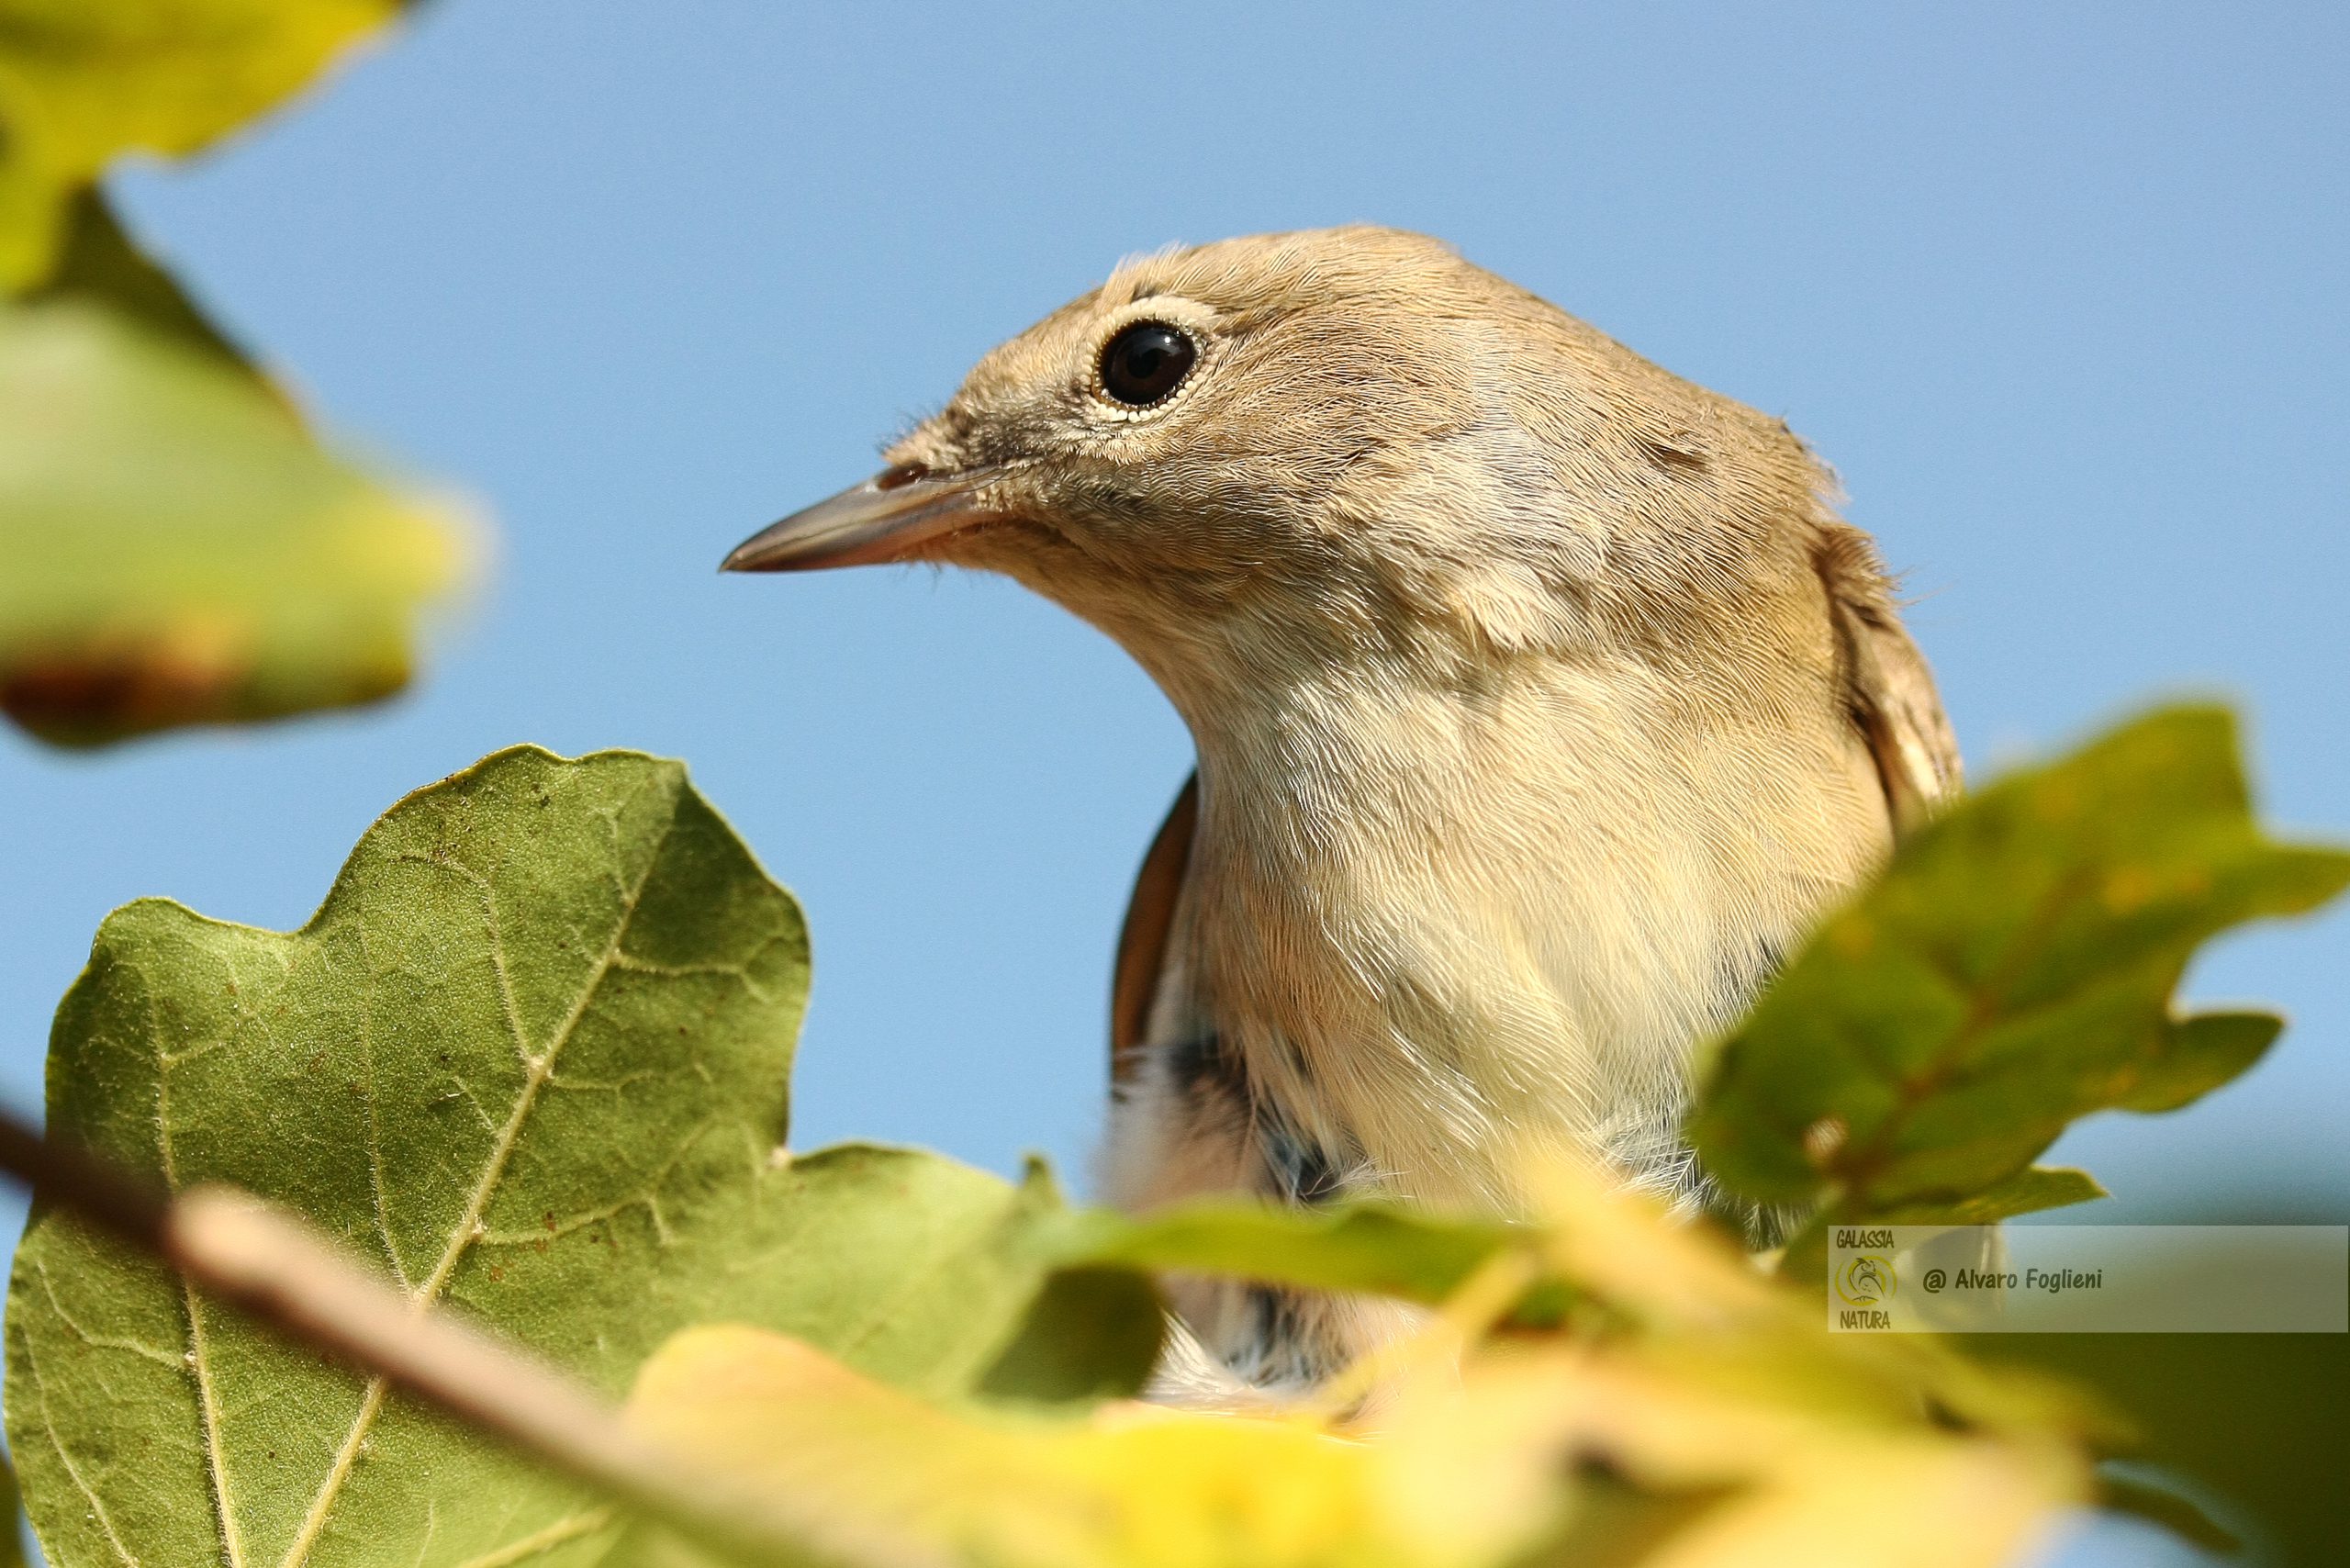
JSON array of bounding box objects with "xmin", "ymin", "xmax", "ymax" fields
[
  {"xmin": 151, "ymin": 958, "xmax": 252, "ymax": 1568},
  {"xmin": 28, "ymin": 1259, "xmax": 183, "ymax": 1371},
  {"xmin": 451, "ymin": 1507, "xmax": 617, "ymax": 1568},
  {"xmin": 274, "ymin": 776, "xmax": 684, "ymax": 1568},
  {"xmin": 19, "ymin": 1320, "xmax": 141, "ymax": 1568}
]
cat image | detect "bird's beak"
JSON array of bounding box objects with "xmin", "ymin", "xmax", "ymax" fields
[{"xmin": 721, "ymin": 465, "xmax": 1005, "ymax": 573}]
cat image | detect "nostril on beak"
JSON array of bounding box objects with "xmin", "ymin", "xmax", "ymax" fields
[{"xmin": 724, "ymin": 463, "xmax": 1004, "ymax": 572}]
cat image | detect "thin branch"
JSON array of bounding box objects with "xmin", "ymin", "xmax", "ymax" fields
[{"xmin": 0, "ymin": 1106, "xmax": 918, "ymax": 1568}]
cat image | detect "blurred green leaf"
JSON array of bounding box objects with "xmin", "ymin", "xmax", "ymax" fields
[
  {"xmin": 0, "ymin": 301, "xmax": 473, "ymax": 745},
  {"xmin": 1690, "ymin": 706, "xmax": 2350, "ymax": 1236},
  {"xmin": 1871, "ymin": 1166, "xmax": 2109, "ymax": 1226},
  {"xmin": 1050, "ymin": 1199, "xmax": 1527, "ymax": 1306},
  {"xmin": 974, "ymin": 1262, "xmax": 1167, "ymax": 1406},
  {"xmin": 0, "ymin": 0, "xmax": 400, "ymax": 286},
  {"xmin": 2109, "ymin": 1010, "xmax": 2283, "ymax": 1115},
  {"xmin": 1967, "ymin": 1215, "xmax": 2349, "ymax": 1568},
  {"xmin": 6, "ymin": 747, "xmax": 1155, "ymax": 1568},
  {"xmin": 24, "ymin": 187, "xmax": 263, "ymax": 379},
  {"xmin": 0, "ymin": 16, "xmax": 464, "ymax": 749},
  {"xmin": 2096, "ymin": 1470, "xmax": 2242, "ymax": 1559}
]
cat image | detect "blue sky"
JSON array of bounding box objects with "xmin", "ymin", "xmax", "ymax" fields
[{"xmin": 5, "ymin": 0, "xmax": 2343, "ymax": 1276}]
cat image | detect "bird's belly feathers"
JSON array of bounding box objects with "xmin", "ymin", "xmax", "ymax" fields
[{"xmin": 1103, "ymin": 666, "xmax": 1890, "ymax": 1219}]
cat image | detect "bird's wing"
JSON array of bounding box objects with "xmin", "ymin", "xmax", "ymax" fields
[
  {"xmin": 1111, "ymin": 771, "xmax": 1200, "ymax": 1085},
  {"xmin": 1815, "ymin": 528, "xmax": 1962, "ymax": 836}
]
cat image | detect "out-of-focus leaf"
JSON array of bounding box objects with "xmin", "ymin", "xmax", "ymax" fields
[
  {"xmin": 1966, "ymin": 1219, "xmax": 2349, "ymax": 1568},
  {"xmin": 2107, "ymin": 1011, "xmax": 2282, "ymax": 1115},
  {"xmin": 0, "ymin": 301, "xmax": 472, "ymax": 745},
  {"xmin": 2095, "ymin": 1471, "xmax": 2242, "ymax": 1558},
  {"xmin": 613, "ymin": 1163, "xmax": 2086, "ymax": 1568},
  {"xmin": 24, "ymin": 187, "xmax": 263, "ymax": 380},
  {"xmin": 1871, "ymin": 1166, "xmax": 2109, "ymax": 1226},
  {"xmin": 5, "ymin": 747, "xmax": 1155, "ymax": 1568},
  {"xmin": 720, "ymin": 1149, "xmax": 1160, "ymax": 1406},
  {"xmin": 619, "ymin": 1305, "xmax": 2082, "ymax": 1568},
  {"xmin": 0, "ymin": 0, "xmax": 399, "ymax": 286},
  {"xmin": 1422, "ymin": 1343, "xmax": 2078, "ymax": 1568},
  {"xmin": 1050, "ymin": 1200, "xmax": 1527, "ymax": 1306},
  {"xmin": 629, "ymin": 1327, "xmax": 1397, "ymax": 1568},
  {"xmin": 1511, "ymin": 1158, "xmax": 2124, "ymax": 1456},
  {"xmin": 973, "ymin": 1264, "xmax": 1168, "ymax": 1405},
  {"xmin": 1690, "ymin": 707, "xmax": 2350, "ymax": 1235}
]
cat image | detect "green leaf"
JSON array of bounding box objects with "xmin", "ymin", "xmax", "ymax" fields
[
  {"xmin": 1051, "ymin": 1199, "xmax": 1527, "ymax": 1305},
  {"xmin": 24, "ymin": 187, "xmax": 264, "ymax": 381},
  {"xmin": 707, "ymin": 1148, "xmax": 1159, "ymax": 1407},
  {"xmin": 973, "ymin": 1264, "xmax": 1167, "ymax": 1406},
  {"xmin": 1968, "ymin": 1324, "xmax": 2344, "ymax": 1565},
  {"xmin": 2096, "ymin": 1470, "xmax": 2243, "ymax": 1558},
  {"xmin": 0, "ymin": 301, "xmax": 475, "ymax": 745},
  {"xmin": 2110, "ymin": 1011, "xmax": 2282, "ymax": 1115},
  {"xmin": 0, "ymin": 0, "xmax": 401, "ymax": 286},
  {"xmin": 1689, "ymin": 706, "xmax": 2350, "ymax": 1227},
  {"xmin": 5, "ymin": 746, "xmax": 1155, "ymax": 1568},
  {"xmin": 1871, "ymin": 1166, "xmax": 2109, "ymax": 1226}
]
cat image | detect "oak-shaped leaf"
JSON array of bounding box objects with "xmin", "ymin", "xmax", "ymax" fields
[
  {"xmin": 5, "ymin": 747, "xmax": 1154, "ymax": 1568},
  {"xmin": 1689, "ymin": 706, "xmax": 2350, "ymax": 1245}
]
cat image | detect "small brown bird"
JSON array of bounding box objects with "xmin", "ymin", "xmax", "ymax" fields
[{"xmin": 726, "ymin": 228, "xmax": 1957, "ymax": 1394}]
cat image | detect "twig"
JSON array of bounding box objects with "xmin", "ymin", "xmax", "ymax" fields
[{"xmin": 0, "ymin": 1107, "xmax": 903, "ymax": 1568}]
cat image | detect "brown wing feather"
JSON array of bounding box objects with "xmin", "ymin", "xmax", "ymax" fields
[
  {"xmin": 1814, "ymin": 525, "xmax": 1962, "ymax": 835},
  {"xmin": 1111, "ymin": 772, "xmax": 1200, "ymax": 1084}
]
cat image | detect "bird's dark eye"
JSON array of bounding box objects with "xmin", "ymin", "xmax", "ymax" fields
[{"xmin": 1098, "ymin": 322, "xmax": 1197, "ymax": 408}]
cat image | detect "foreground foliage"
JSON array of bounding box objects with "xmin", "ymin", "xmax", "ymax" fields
[
  {"xmin": 6, "ymin": 750, "xmax": 1149, "ymax": 1567},
  {"xmin": 5, "ymin": 6, "xmax": 2345, "ymax": 1567},
  {"xmin": 0, "ymin": 0, "xmax": 470, "ymax": 746},
  {"xmin": 0, "ymin": 0, "xmax": 397, "ymax": 288},
  {"xmin": 0, "ymin": 293, "xmax": 470, "ymax": 745},
  {"xmin": 1691, "ymin": 705, "xmax": 2347, "ymax": 1271},
  {"xmin": 619, "ymin": 1185, "xmax": 2085, "ymax": 1568},
  {"xmin": 4, "ymin": 710, "xmax": 2340, "ymax": 1567}
]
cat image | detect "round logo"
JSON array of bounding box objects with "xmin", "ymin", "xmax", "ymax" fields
[{"xmin": 1835, "ymin": 1254, "xmax": 1897, "ymax": 1306}]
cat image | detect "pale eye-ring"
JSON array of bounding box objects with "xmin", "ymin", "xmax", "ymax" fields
[{"xmin": 1098, "ymin": 322, "xmax": 1197, "ymax": 408}]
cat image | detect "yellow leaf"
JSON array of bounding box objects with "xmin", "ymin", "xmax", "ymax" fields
[
  {"xmin": 628, "ymin": 1327, "xmax": 1406, "ymax": 1568},
  {"xmin": 0, "ymin": 0, "xmax": 399, "ymax": 284},
  {"xmin": 622, "ymin": 1316, "xmax": 2085, "ymax": 1568},
  {"xmin": 1385, "ymin": 1346, "xmax": 2076, "ymax": 1568}
]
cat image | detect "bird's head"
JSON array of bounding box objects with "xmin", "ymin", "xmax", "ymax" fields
[{"xmin": 727, "ymin": 227, "xmax": 1826, "ymax": 711}]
